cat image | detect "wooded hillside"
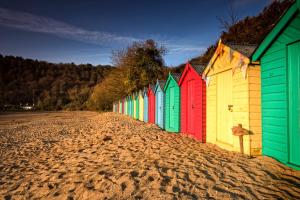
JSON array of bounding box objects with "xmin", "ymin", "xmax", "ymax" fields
[
  {"xmin": 0, "ymin": 55, "xmax": 112, "ymax": 110},
  {"xmin": 172, "ymin": 0, "xmax": 293, "ymax": 73}
]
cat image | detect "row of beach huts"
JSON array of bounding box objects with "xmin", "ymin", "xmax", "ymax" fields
[{"xmin": 113, "ymin": 0, "xmax": 300, "ymax": 170}]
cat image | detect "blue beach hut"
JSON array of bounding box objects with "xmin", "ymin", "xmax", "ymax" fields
[
  {"xmin": 155, "ymin": 80, "xmax": 166, "ymax": 129},
  {"xmin": 143, "ymin": 88, "xmax": 148, "ymax": 122}
]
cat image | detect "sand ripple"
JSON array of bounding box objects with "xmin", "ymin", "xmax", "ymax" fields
[{"xmin": 0, "ymin": 111, "xmax": 299, "ymax": 199}]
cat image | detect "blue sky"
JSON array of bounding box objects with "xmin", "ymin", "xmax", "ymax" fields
[{"xmin": 0, "ymin": 0, "xmax": 270, "ymax": 66}]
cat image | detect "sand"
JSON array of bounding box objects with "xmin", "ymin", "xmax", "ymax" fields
[{"xmin": 0, "ymin": 111, "xmax": 299, "ymax": 200}]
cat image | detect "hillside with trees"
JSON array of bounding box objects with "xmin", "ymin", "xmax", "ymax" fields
[
  {"xmin": 172, "ymin": 0, "xmax": 293, "ymax": 73},
  {"xmin": 0, "ymin": 55, "xmax": 112, "ymax": 110}
]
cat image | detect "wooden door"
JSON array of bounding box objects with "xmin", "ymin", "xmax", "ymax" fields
[
  {"xmin": 288, "ymin": 41, "xmax": 300, "ymax": 166},
  {"xmin": 170, "ymin": 86, "xmax": 175, "ymax": 129},
  {"xmin": 149, "ymin": 93, "xmax": 155, "ymax": 123},
  {"xmin": 217, "ymin": 70, "xmax": 233, "ymax": 145},
  {"xmin": 144, "ymin": 96, "xmax": 148, "ymax": 122},
  {"xmin": 187, "ymin": 80, "xmax": 195, "ymax": 134},
  {"xmin": 157, "ymin": 91, "xmax": 161, "ymax": 126}
]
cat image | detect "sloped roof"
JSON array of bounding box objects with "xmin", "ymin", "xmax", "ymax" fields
[
  {"xmin": 138, "ymin": 90, "xmax": 143, "ymax": 96},
  {"xmin": 178, "ymin": 63, "xmax": 204, "ymax": 85},
  {"xmin": 143, "ymin": 87, "xmax": 147, "ymax": 95},
  {"xmin": 157, "ymin": 80, "xmax": 166, "ymax": 90},
  {"xmin": 252, "ymin": 0, "xmax": 299, "ymax": 60},
  {"xmin": 191, "ymin": 64, "xmax": 206, "ymax": 75},
  {"xmin": 226, "ymin": 43, "xmax": 257, "ymax": 58},
  {"xmin": 149, "ymin": 84, "xmax": 155, "ymax": 92},
  {"xmin": 170, "ymin": 73, "xmax": 181, "ymax": 83}
]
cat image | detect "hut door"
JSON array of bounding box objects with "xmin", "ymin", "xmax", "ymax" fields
[
  {"xmin": 217, "ymin": 70, "xmax": 233, "ymax": 145},
  {"xmin": 187, "ymin": 80, "xmax": 195, "ymax": 134},
  {"xmin": 170, "ymin": 86, "xmax": 175, "ymax": 129},
  {"xmin": 157, "ymin": 91, "xmax": 162, "ymax": 125},
  {"xmin": 288, "ymin": 42, "xmax": 300, "ymax": 166},
  {"xmin": 151, "ymin": 94, "xmax": 155, "ymax": 122}
]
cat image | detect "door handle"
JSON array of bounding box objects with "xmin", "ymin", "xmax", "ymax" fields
[{"xmin": 228, "ymin": 105, "xmax": 233, "ymax": 112}]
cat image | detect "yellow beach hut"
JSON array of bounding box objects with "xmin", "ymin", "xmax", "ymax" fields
[
  {"xmin": 138, "ymin": 90, "xmax": 144, "ymax": 121},
  {"xmin": 203, "ymin": 41, "xmax": 262, "ymax": 156}
]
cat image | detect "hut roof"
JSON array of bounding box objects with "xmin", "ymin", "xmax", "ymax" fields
[
  {"xmin": 149, "ymin": 84, "xmax": 156, "ymax": 92},
  {"xmin": 191, "ymin": 64, "xmax": 206, "ymax": 75},
  {"xmin": 252, "ymin": 0, "xmax": 299, "ymax": 60},
  {"xmin": 170, "ymin": 73, "xmax": 181, "ymax": 83},
  {"xmin": 157, "ymin": 80, "xmax": 166, "ymax": 90},
  {"xmin": 226, "ymin": 43, "xmax": 257, "ymax": 58},
  {"xmin": 143, "ymin": 87, "xmax": 147, "ymax": 94}
]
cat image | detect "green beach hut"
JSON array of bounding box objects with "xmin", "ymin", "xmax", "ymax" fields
[
  {"xmin": 252, "ymin": 0, "xmax": 300, "ymax": 169},
  {"xmin": 135, "ymin": 92, "xmax": 139, "ymax": 119},
  {"xmin": 164, "ymin": 73, "xmax": 181, "ymax": 133},
  {"xmin": 130, "ymin": 94, "xmax": 134, "ymax": 118}
]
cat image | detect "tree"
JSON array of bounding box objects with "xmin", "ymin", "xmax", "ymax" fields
[
  {"xmin": 112, "ymin": 39, "xmax": 167, "ymax": 93},
  {"xmin": 88, "ymin": 39, "xmax": 167, "ymax": 111},
  {"xmin": 217, "ymin": 0, "xmax": 239, "ymax": 32},
  {"xmin": 0, "ymin": 54, "xmax": 113, "ymax": 110}
]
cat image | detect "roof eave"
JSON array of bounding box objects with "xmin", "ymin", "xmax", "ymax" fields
[
  {"xmin": 163, "ymin": 74, "xmax": 176, "ymax": 91},
  {"xmin": 178, "ymin": 63, "xmax": 189, "ymax": 85},
  {"xmin": 252, "ymin": 3, "xmax": 298, "ymax": 61}
]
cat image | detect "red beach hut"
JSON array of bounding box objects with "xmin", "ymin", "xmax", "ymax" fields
[
  {"xmin": 178, "ymin": 63, "xmax": 206, "ymax": 142},
  {"xmin": 147, "ymin": 85, "xmax": 156, "ymax": 124},
  {"xmin": 122, "ymin": 98, "xmax": 125, "ymax": 114}
]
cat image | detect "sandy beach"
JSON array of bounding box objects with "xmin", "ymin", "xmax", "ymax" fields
[{"xmin": 0, "ymin": 111, "xmax": 299, "ymax": 199}]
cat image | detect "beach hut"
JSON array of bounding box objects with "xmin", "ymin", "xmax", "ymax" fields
[
  {"xmin": 203, "ymin": 41, "xmax": 261, "ymax": 156},
  {"xmin": 128, "ymin": 96, "xmax": 132, "ymax": 117},
  {"xmin": 164, "ymin": 73, "xmax": 181, "ymax": 133},
  {"xmin": 132, "ymin": 92, "xmax": 139, "ymax": 119},
  {"xmin": 124, "ymin": 97, "xmax": 127, "ymax": 115},
  {"xmin": 131, "ymin": 94, "xmax": 134, "ymax": 118},
  {"xmin": 118, "ymin": 100, "xmax": 121, "ymax": 113},
  {"xmin": 122, "ymin": 98, "xmax": 125, "ymax": 114},
  {"xmin": 148, "ymin": 85, "xmax": 156, "ymax": 123},
  {"xmin": 155, "ymin": 80, "xmax": 166, "ymax": 129},
  {"xmin": 135, "ymin": 92, "xmax": 140, "ymax": 119},
  {"xmin": 138, "ymin": 90, "xmax": 144, "ymax": 121},
  {"xmin": 143, "ymin": 88, "xmax": 148, "ymax": 122},
  {"xmin": 127, "ymin": 96, "xmax": 130, "ymax": 115},
  {"xmin": 252, "ymin": 0, "xmax": 300, "ymax": 169},
  {"xmin": 116, "ymin": 101, "xmax": 119, "ymax": 113},
  {"xmin": 133, "ymin": 93, "xmax": 137, "ymax": 119},
  {"xmin": 179, "ymin": 63, "xmax": 206, "ymax": 142},
  {"xmin": 127, "ymin": 96, "xmax": 130, "ymax": 116}
]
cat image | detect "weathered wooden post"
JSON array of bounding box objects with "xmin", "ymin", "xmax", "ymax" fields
[{"xmin": 232, "ymin": 124, "xmax": 248, "ymax": 154}]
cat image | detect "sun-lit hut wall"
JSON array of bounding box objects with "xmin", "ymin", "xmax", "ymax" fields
[
  {"xmin": 124, "ymin": 97, "xmax": 127, "ymax": 115},
  {"xmin": 164, "ymin": 73, "xmax": 181, "ymax": 133},
  {"xmin": 179, "ymin": 63, "xmax": 206, "ymax": 142},
  {"xmin": 138, "ymin": 90, "xmax": 144, "ymax": 121},
  {"xmin": 143, "ymin": 88, "xmax": 148, "ymax": 122},
  {"xmin": 155, "ymin": 80, "xmax": 166, "ymax": 129},
  {"xmin": 204, "ymin": 41, "xmax": 262, "ymax": 156},
  {"xmin": 148, "ymin": 85, "xmax": 156, "ymax": 124},
  {"xmin": 252, "ymin": 0, "xmax": 300, "ymax": 169}
]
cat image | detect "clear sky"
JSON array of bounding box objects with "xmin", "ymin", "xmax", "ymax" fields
[{"xmin": 0, "ymin": 0, "xmax": 270, "ymax": 66}]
